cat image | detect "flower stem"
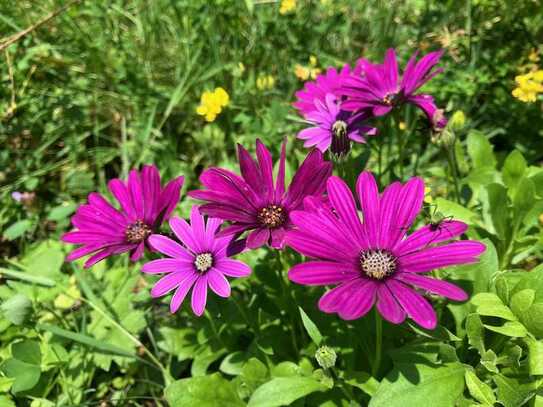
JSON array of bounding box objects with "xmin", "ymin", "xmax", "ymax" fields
[
  {"xmin": 446, "ymin": 147, "xmax": 461, "ymax": 203},
  {"xmin": 372, "ymin": 310, "xmax": 383, "ymax": 378}
]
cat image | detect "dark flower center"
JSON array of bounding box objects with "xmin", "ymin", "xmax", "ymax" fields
[
  {"xmin": 194, "ymin": 252, "xmax": 213, "ymax": 273},
  {"xmin": 125, "ymin": 220, "xmax": 152, "ymax": 244},
  {"xmin": 383, "ymin": 92, "xmax": 400, "ymax": 106},
  {"xmin": 359, "ymin": 249, "xmax": 397, "ymax": 280},
  {"xmin": 258, "ymin": 205, "xmax": 286, "ymax": 229},
  {"xmin": 331, "ymin": 120, "xmax": 350, "ymax": 158}
]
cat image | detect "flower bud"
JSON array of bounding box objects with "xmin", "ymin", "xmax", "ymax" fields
[
  {"xmin": 315, "ymin": 346, "xmax": 337, "ymax": 369},
  {"xmin": 449, "ymin": 111, "xmax": 466, "ymax": 132}
]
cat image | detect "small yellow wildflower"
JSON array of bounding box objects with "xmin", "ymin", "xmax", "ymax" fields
[
  {"xmin": 309, "ymin": 55, "xmax": 318, "ymax": 67},
  {"xmin": 529, "ymin": 49, "xmax": 539, "ymax": 63},
  {"xmin": 196, "ymin": 87, "xmax": 230, "ymax": 122},
  {"xmin": 295, "ymin": 64, "xmax": 310, "ymax": 81},
  {"xmin": 424, "ymin": 187, "xmax": 433, "ymax": 204},
  {"xmin": 280, "ymin": 0, "xmax": 296, "ymax": 14},
  {"xmin": 256, "ymin": 74, "xmax": 275, "ymax": 91},
  {"xmin": 398, "ymin": 121, "xmax": 407, "ymax": 131},
  {"xmin": 512, "ymin": 70, "xmax": 543, "ymax": 103}
]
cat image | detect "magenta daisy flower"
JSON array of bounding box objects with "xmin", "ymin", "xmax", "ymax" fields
[
  {"xmin": 341, "ymin": 48, "xmax": 447, "ymax": 129},
  {"xmin": 62, "ymin": 165, "xmax": 184, "ymax": 268},
  {"xmin": 286, "ymin": 172, "xmax": 485, "ymax": 329},
  {"xmin": 298, "ymin": 93, "xmax": 377, "ymax": 156},
  {"xmin": 293, "ymin": 64, "xmax": 361, "ymax": 116},
  {"xmin": 142, "ymin": 206, "xmax": 251, "ymax": 315},
  {"xmin": 188, "ymin": 139, "xmax": 332, "ymax": 250}
]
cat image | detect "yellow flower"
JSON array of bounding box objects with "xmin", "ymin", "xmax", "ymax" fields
[
  {"xmin": 256, "ymin": 74, "xmax": 275, "ymax": 91},
  {"xmin": 309, "ymin": 55, "xmax": 318, "ymax": 67},
  {"xmin": 398, "ymin": 121, "xmax": 407, "ymax": 131},
  {"xmin": 280, "ymin": 0, "xmax": 296, "ymax": 14},
  {"xmin": 424, "ymin": 187, "xmax": 433, "ymax": 204},
  {"xmin": 196, "ymin": 87, "xmax": 230, "ymax": 122},
  {"xmin": 295, "ymin": 64, "xmax": 310, "ymax": 81},
  {"xmin": 309, "ymin": 67, "xmax": 321, "ymax": 79},
  {"xmin": 512, "ymin": 70, "xmax": 543, "ymax": 103},
  {"xmin": 529, "ymin": 49, "xmax": 539, "ymax": 63}
]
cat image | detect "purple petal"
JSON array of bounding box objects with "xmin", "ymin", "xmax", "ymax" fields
[
  {"xmin": 275, "ymin": 139, "xmax": 287, "ymax": 200},
  {"xmin": 237, "ymin": 144, "xmax": 265, "ymax": 196},
  {"xmin": 318, "ymin": 278, "xmax": 360, "ymax": 313},
  {"xmin": 326, "ymin": 177, "xmax": 365, "ymax": 246},
  {"xmin": 151, "ymin": 270, "xmax": 192, "ymax": 297},
  {"xmin": 83, "ymin": 244, "xmax": 134, "ymax": 268},
  {"xmin": 256, "ymin": 139, "xmax": 275, "ymax": 201},
  {"xmin": 191, "ymin": 275, "xmax": 208, "ymax": 316},
  {"xmin": 387, "ymin": 279, "xmax": 437, "ymax": 329},
  {"xmin": 356, "ymin": 172, "xmax": 380, "ymax": 247},
  {"xmin": 108, "ymin": 179, "xmax": 137, "ymax": 221},
  {"xmin": 190, "ymin": 206, "xmax": 206, "ymax": 249},
  {"xmin": 396, "ymin": 273, "xmax": 468, "ymax": 301},
  {"xmin": 338, "ymin": 280, "xmax": 377, "ymax": 320},
  {"xmin": 130, "ymin": 242, "xmax": 145, "ymax": 261},
  {"xmin": 376, "ymin": 284, "xmax": 406, "ymax": 324},
  {"xmin": 376, "ymin": 181, "xmax": 402, "ymax": 248},
  {"xmin": 170, "ymin": 273, "xmax": 199, "ymax": 313},
  {"xmin": 87, "ymin": 193, "xmax": 127, "ymax": 227},
  {"xmin": 128, "ymin": 169, "xmax": 145, "ymax": 219},
  {"xmin": 148, "ymin": 234, "xmax": 192, "ymax": 259},
  {"xmin": 394, "ymin": 221, "xmax": 468, "ymax": 255},
  {"xmin": 214, "ymin": 258, "xmax": 251, "ymax": 277},
  {"xmin": 399, "ymin": 241, "xmax": 486, "ymax": 273},
  {"xmin": 142, "ymin": 258, "xmax": 192, "ymax": 274},
  {"xmin": 169, "ymin": 216, "xmax": 202, "ymax": 253},
  {"xmin": 247, "ymin": 228, "xmax": 269, "ymax": 249},
  {"xmin": 158, "ymin": 176, "xmax": 184, "ymax": 222},
  {"xmin": 289, "ymin": 261, "xmax": 358, "ymax": 286},
  {"xmin": 207, "ymin": 269, "xmax": 231, "ymax": 298},
  {"xmin": 65, "ymin": 244, "xmax": 104, "ymax": 261},
  {"xmin": 142, "ymin": 165, "xmax": 161, "ymax": 224}
]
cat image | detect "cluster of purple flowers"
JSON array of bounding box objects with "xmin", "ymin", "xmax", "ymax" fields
[
  {"xmin": 294, "ymin": 48, "xmax": 447, "ymax": 158},
  {"xmin": 62, "ymin": 49, "xmax": 484, "ymax": 329}
]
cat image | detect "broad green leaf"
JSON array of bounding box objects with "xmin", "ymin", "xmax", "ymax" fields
[
  {"xmin": 370, "ymin": 363, "xmax": 465, "ymax": 407},
  {"xmin": 0, "ymin": 340, "xmax": 42, "ymax": 393},
  {"xmin": 467, "ymin": 131, "xmax": 496, "ymax": 169},
  {"xmin": 191, "ymin": 346, "xmax": 227, "ymax": 377},
  {"xmin": 510, "ymin": 289, "xmax": 535, "ymax": 316},
  {"xmin": 46, "ymin": 202, "xmax": 76, "ymax": 221},
  {"xmin": 513, "ymin": 177, "xmax": 536, "ymax": 224},
  {"xmin": 271, "ymin": 361, "xmax": 302, "ymax": 378},
  {"xmin": 12, "ymin": 340, "xmax": 41, "ymax": 365},
  {"xmin": 503, "ymin": 150, "xmax": 527, "ymax": 189},
  {"xmin": 2, "ymin": 219, "xmax": 32, "ymax": 240},
  {"xmin": 484, "ymin": 183, "xmax": 508, "ymax": 238},
  {"xmin": 471, "ymin": 293, "xmax": 516, "ymax": 321},
  {"xmin": 481, "ymin": 350, "xmax": 499, "ymax": 373},
  {"xmin": 165, "ymin": 373, "xmax": 244, "ymax": 407},
  {"xmin": 220, "ymin": 351, "xmax": 248, "ymax": 376},
  {"xmin": 525, "ymin": 337, "xmax": 543, "ymax": 375},
  {"xmin": 484, "ymin": 321, "xmax": 527, "ymax": 337},
  {"xmin": 464, "ymin": 369, "xmax": 496, "ymax": 405},
  {"xmin": 238, "ymin": 357, "xmax": 269, "ymax": 398},
  {"xmin": 299, "ymin": 306, "xmax": 323, "ymax": 346},
  {"xmin": 466, "ymin": 314, "xmax": 485, "ymax": 355},
  {"xmin": 342, "ymin": 371, "xmax": 379, "ymax": 396},
  {"xmin": 493, "ymin": 374, "xmax": 536, "ymax": 407},
  {"xmin": 0, "ymin": 395, "xmax": 15, "ymax": 407},
  {"xmin": 509, "ymin": 268, "xmax": 543, "ymax": 337},
  {"xmin": 21, "ymin": 240, "xmax": 65, "ymax": 278},
  {"xmin": 248, "ymin": 377, "xmax": 327, "ymax": 407},
  {"xmin": 1, "ymin": 293, "xmax": 32, "ymax": 325},
  {"xmin": 435, "ymin": 197, "xmax": 480, "ymax": 225}
]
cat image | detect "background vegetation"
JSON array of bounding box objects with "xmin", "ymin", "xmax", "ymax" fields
[{"xmin": 1, "ymin": 0, "xmax": 543, "ymax": 406}]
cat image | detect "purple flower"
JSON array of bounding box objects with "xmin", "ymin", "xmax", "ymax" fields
[
  {"xmin": 298, "ymin": 93, "xmax": 377, "ymax": 156},
  {"xmin": 189, "ymin": 139, "xmax": 333, "ymax": 250},
  {"xmin": 286, "ymin": 172, "xmax": 485, "ymax": 329},
  {"xmin": 142, "ymin": 206, "xmax": 251, "ymax": 315},
  {"xmin": 342, "ymin": 49, "xmax": 447, "ymax": 129},
  {"xmin": 62, "ymin": 165, "xmax": 184, "ymax": 268},
  {"xmin": 293, "ymin": 64, "xmax": 360, "ymax": 116}
]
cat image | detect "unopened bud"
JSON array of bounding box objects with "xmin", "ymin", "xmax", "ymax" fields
[
  {"xmin": 315, "ymin": 346, "xmax": 337, "ymax": 369},
  {"xmin": 449, "ymin": 111, "xmax": 466, "ymax": 132}
]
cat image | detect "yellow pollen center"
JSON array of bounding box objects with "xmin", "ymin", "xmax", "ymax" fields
[
  {"xmin": 360, "ymin": 249, "xmax": 397, "ymax": 280},
  {"xmin": 125, "ymin": 220, "xmax": 151, "ymax": 244},
  {"xmin": 257, "ymin": 205, "xmax": 286, "ymax": 229},
  {"xmin": 194, "ymin": 252, "xmax": 213, "ymax": 273}
]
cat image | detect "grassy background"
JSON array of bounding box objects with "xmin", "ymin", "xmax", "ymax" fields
[{"xmin": 1, "ymin": 0, "xmax": 543, "ymax": 405}]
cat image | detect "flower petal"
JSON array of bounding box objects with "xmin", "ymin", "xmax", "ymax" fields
[
  {"xmin": 376, "ymin": 284, "xmax": 406, "ymax": 324},
  {"xmin": 387, "ymin": 280, "xmax": 437, "ymax": 329},
  {"xmin": 191, "ymin": 275, "xmax": 208, "ymax": 316},
  {"xmin": 327, "ymin": 176, "xmax": 365, "ymax": 246},
  {"xmin": 148, "ymin": 234, "xmax": 192, "ymax": 259},
  {"xmin": 142, "ymin": 258, "xmax": 192, "ymax": 274},
  {"xmin": 247, "ymin": 228, "xmax": 269, "ymax": 249},
  {"xmin": 396, "ymin": 273, "xmax": 468, "ymax": 301},
  {"xmin": 289, "ymin": 261, "xmax": 358, "ymax": 286},
  {"xmin": 207, "ymin": 269, "xmax": 231, "ymax": 298},
  {"xmin": 170, "ymin": 273, "xmax": 199, "ymax": 313},
  {"xmin": 395, "ymin": 221, "xmax": 468, "ymax": 255},
  {"xmin": 214, "ymin": 258, "xmax": 251, "ymax": 277},
  {"xmin": 151, "ymin": 270, "xmax": 191, "ymax": 297},
  {"xmin": 356, "ymin": 171, "xmax": 380, "ymax": 247},
  {"xmin": 337, "ymin": 280, "xmax": 377, "ymax": 320}
]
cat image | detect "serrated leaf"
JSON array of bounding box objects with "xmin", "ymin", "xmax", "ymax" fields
[{"xmin": 510, "ymin": 289, "xmax": 535, "ymax": 316}]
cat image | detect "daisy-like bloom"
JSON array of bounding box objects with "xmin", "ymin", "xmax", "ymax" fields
[
  {"xmin": 286, "ymin": 172, "xmax": 485, "ymax": 329},
  {"xmin": 189, "ymin": 139, "xmax": 332, "ymax": 250},
  {"xmin": 294, "ymin": 64, "xmax": 360, "ymax": 116},
  {"xmin": 341, "ymin": 48, "xmax": 448, "ymax": 129},
  {"xmin": 142, "ymin": 206, "xmax": 251, "ymax": 315},
  {"xmin": 62, "ymin": 165, "xmax": 184, "ymax": 268},
  {"xmin": 298, "ymin": 93, "xmax": 376, "ymax": 157}
]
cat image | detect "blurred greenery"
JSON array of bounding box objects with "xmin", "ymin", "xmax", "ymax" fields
[{"xmin": 1, "ymin": 0, "xmax": 543, "ymax": 405}]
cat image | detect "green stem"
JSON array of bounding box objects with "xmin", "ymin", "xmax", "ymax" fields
[
  {"xmin": 446, "ymin": 147, "xmax": 461, "ymax": 203},
  {"xmin": 276, "ymin": 252, "xmax": 299, "ymax": 355},
  {"xmin": 372, "ymin": 311, "xmax": 383, "ymax": 378}
]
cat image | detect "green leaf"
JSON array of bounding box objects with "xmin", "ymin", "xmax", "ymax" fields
[
  {"xmin": 466, "ymin": 314, "xmax": 485, "ymax": 355},
  {"xmin": 369, "ymin": 363, "xmax": 465, "ymax": 407},
  {"xmin": 12, "ymin": 340, "xmax": 41, "ymax": 365},
  {"xmin": 525, "ymin": 337, "xmax": 543, "ymax": 375},
  {"xmin": 483, "ymin": 321, "xmax": 527, "ymax": 337},
  {"xmin": 3, "ymin": 219, "xmax": 32, "ymax": 240},
  {"xmin": 219, "ymin": 351, "xmax": 248, "ymax": 376},
  {"xmin": 503, "ymin": 150, "xmax": 527, "ymax": 189},
  {"xmin": 471, "ymin": 293, "xmax": 516, "ymax": 321},
  {"xmin": 510, "ymin": 289, "xmax": 535, "ymax": 316},
  {"xmin": 1, "ymin": 293, "xmax": 32, "ymax": 325},
  {"xmin": 248, "ymin": 377, "xmax": 327, "ymax": 407},
  {"xmin": 299, "ymin": 306, "xmax": 323, "ymax": 346},
  {"xmin": 481, "ymin": 350, "xmax": 499, "ymax": 373},
  {"xmin": 46, "ymin": 202, "xmax": 76, "ymax": 221},
  {"xmin": 434, "ymin": 197, "xmax": 480, "ymax": 225},
  {"xmin": 467, "ymin": 131, "xmax": 496, "ymax": 169},
  {"xmin": 484, "ymin": 183, "xmax": 509, "ymax": 238},
  {"xmin": 493, "ymin": 374, "xmax": 536, "ymax": 407},
  {"xmin": 165, "ymin": 373, "xmax": 244, "ymax": 407},
  {"xmin": 0, "ymin": 395, "xmax": 15, "ymax": 407},
  {"xmin": 0, "ymin": 340, "xmax": 42, "ymax": 393},
  {"xmin": 513, "ymin": 177, "xmax": 536, "ymax": 224},
  {"xmin": 342, "ymin": 371, "xmax": 379, "ymax": 396},
  {"xmin": 238, "ymin": 357, "xmax": 269, "ymax": 397},
  {"xmin": 464, "ymin": 369, "xmax": 496, "ymax": 405}
]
